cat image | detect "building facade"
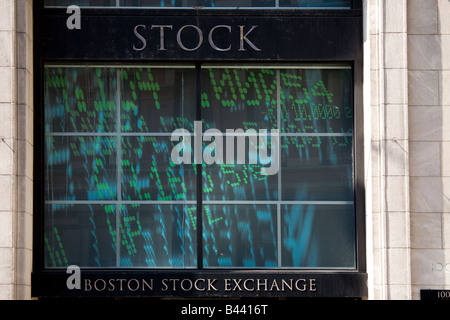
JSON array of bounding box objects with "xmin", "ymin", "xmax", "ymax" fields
[{"xmin": 0, "ymin": 0, "xmax": 449, "ymax": 300}]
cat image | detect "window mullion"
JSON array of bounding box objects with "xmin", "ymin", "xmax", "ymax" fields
[
  {"xmin": 196, "ymin": 63, "xmax": 203, "ymax": 270},
  {"xmin": 116, "ymin": 68, "xmax": 122, "ymax": 267},
  {"xmin": 276, "ymin": 69, "xmax": 282, "ymax": 268}
]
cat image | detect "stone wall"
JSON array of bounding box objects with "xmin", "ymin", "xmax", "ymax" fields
[
  {"xmin": 366, "ymin": 0, "xmax": 450, "ymax": 299},
  {"xmin": 408, "ymin": 0, "xmax": 450, "ymax": 299},
  {"xmin": 365, "ymin": 0, "xmax": 412, "ymax": 300},
  {"xmin": 0, "ymin": 0, "xmax": 33, "ymax": 300}
]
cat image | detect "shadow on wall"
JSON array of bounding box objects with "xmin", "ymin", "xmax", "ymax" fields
[{"xmin": 408, "ymin": 0, "xmax": 448, "ymax": 299}]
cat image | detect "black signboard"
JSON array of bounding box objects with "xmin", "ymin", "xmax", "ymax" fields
[
  {"xmin": 32, "ymin": 270, "xmax": 367, "ymax": 298},
  {"xmin": 421, "ymin": 290, "xmax": 450, "ymax": 301},
  {"xmin": 35, "ymin": 9, "xmax": 362, "ymax": 61}
]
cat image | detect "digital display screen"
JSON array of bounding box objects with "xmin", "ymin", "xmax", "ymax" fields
[{"xmin": 44, "ymin": 65, "xmax": 355, "ymax": 269}]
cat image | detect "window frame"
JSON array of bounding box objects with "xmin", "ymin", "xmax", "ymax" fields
[
  {"xmin": 42, "ymin": 63, "xmax": 357, "ymax": 270},
  {"xmin": 42, "ymin": 0, "xmax": 355, "ymax": 10}
]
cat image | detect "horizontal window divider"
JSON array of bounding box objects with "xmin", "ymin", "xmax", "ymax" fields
[
  {"xmin": 45, "ymin": 132, "xmax": 118, "ymax": 137},
  {"xmin": 44, "ymin": 6, "xmax": 351, "ymax": 9},
  {"xmin": 46, "ymin": 200, "xmax": 197, "ymax": 205},
  {"xmin": 45, "ymin": 200, "xmax": 354, "ymax": 205},
  {"xmin": 44, "ymin": 64, "xmax": 196, "ymax": 69},
  {"xmin": 203, "ymin": 200, "xmax": 354, "ymax": 205},
  {"xmin": 281, "ymin": 133, "xmax": 353, "ymax": 137},
  {"xmin": 44, "ymin": 64, "xmax": 352, "ymax": 70},
  {"xmin": 202, "ymin": 64, "xmax": 352, "ymax": 69},
  {"xmin": 45, "ymin": 132, "xmax": 353, "ymax": 137},
  {"xmin": 45, "ymin": 132, "xmax": 176, "ymax": 137}
]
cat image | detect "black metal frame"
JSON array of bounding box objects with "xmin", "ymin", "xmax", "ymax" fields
[{"xmin": 32, "ymin": 0, "xmax": 366, "ymax": 298}]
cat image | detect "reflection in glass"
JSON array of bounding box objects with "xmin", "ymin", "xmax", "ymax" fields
[
  {"xmin": 120, "ymin": 67, "xmax": 196, "ymax": 133},
  {"xmin": 201, "ymin": 132, "xmax": 279, "ymax": 201},
  {"xmin": 45, "ymin": 136, "xmax": 117, "ymax": 201},
  {"xmin": 280, "ymin": 68, "xmax": 353, "ymax": 134},
  {"xmin": 44, "ymin": 67, "xmax": 118, "ymax": 133},
  {"xmin": 201, "ymin": 68, "xmax": 277, "ymax": 131},
  {"xmin": 44, "ymin": 204, "xmax": 117, "ymax": 267},
  {"xmin": 119, "ymin": 204, "xmax": 197, "ymax": 267},
  {"xmin": 281, "ymin": 136, "xmax": 353, "ymax": 201},
  {"xmin": 202, "ymin": 163, "xmax": 278, "ymax": 201},
  {"xmin": 281, "ymin": 205, "xmax": 355, "ymax": 268},
  {"xmin": 121, "ymin": 137, "xmax": 196, "ymax": 201},
  {"xmin": 43, "ymin": 65, "xmax": 356, "ymax": 270},
  {"xmin": 44, "ymin": 66, "xmax": 197, "ymax": 269},
  {"xmin": 44, "ymin": 204, "xmax": 197, "ymax": 268},
  {"xmin": 203, "ymin": 205, "xmax": 278, "ymax": 267}
]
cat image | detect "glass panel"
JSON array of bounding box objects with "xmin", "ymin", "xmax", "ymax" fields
[
  {"xmin": 280, "ymin": 68, "xmax": 353, "ymax": 134},
  {"xmin": 44, "ymin": 67, "xmax": 117, "ymax": 133},
  {"xmin": 119, "ymin": 204, "xmax": 197, "ymax": 267},
  {"xmin": 43, "ymin": 65, "xmax": 356, "ymax": 270},
  {"xmin": 44, "ymin": 65, "xmax": 196, "ymax": 269},
  {"xmin": 120, "ymin": 67, "xmax": 196, "ymax": 133},
  {"xmin": 203, "ymin": 163, "xmax": 278, "ymax": 201},
  {"xmin": 281, "ymin": 136, "xmax": 353, "ymax": 201},
  {"xmin": 281, "ymin": 205, "xmax": 355, "ymax": 268},
  {"xmin": 202, "ymin": 137, "xmax": 279, "ymax": 201},
  {"xmin": 45, "ymin": 136, "xmax": 118, "ymax": 201},
  {"xmin": 44, "ymin": 204, "xmax": 117, "ymax": 268},
  {"xmin": 203, "ymin": 205, "xmax": 278, "ymax": 268},
  {"xmin": 121, "ymin": 137, "xmax": 196, "ymax": 201},
  {"xmin": 201, "ymin": 67, "xmax": 277, "ymax": 131}
]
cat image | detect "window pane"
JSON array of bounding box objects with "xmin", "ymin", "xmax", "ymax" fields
[
  {"xmin": 281, "ymin": 205, "xmax": 355, "ymax": 268},
  {"xmin": 119, "ymin": 204, "xmax": 197, "ymax": 267},
  {"xmin": 280, "ymin": 68, "xmax": 353, "ymax": 134},
  {"xmin": 201, "ymin": 68, "xmax": 277, "ymax": 131},
  {"xmin": 121, "ymin": 136, "xmax": 196, "ymax": 201},
  {"xmin": 45, "ymin": 204, "xmax": 117, "ymax": 268},
  {"xmin": 44, "ymin": 65, "xmax": 196, "ymax": 269},
  {"xmin": 281, "ymin": 136, "xmax": 353, "ymax": 201},
  {"xmin": 202, "ymin": 163, "xmax": 279, "ymax": 201},
  {"xmin": 45, "ymin": 136, "xmax": 118, "ymax": 201},
  {"xmin": 45, "ymin": 67, "xmax": 118, "ymax": 133},
  {"xmin": 120, "ymin": 67, "xmax": 196, "ymax": 133},
  {"xmin": 203, "ymin": 205, "xmax": 278, "ymax": 268}
]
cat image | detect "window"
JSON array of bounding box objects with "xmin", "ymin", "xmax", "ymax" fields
[
  {"xmin": 43, "ymin": 0, "xmax": 352, "ymax": 8},
  {"xmin": 44, "ymin": 64, "xmax": 355, "ymax": 270}
]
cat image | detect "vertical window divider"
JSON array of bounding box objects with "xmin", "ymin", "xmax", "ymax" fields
[
  {"xmin": 116, "ymin": 68, "xmax": 122, "ymax": 267},
  {"xmin": 196, "ymin": 63, "xmax": 203, "ymax": 269},
  {"xmin": 276, "ymin": 69, "xmax": 282, "ymax": 268}
]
